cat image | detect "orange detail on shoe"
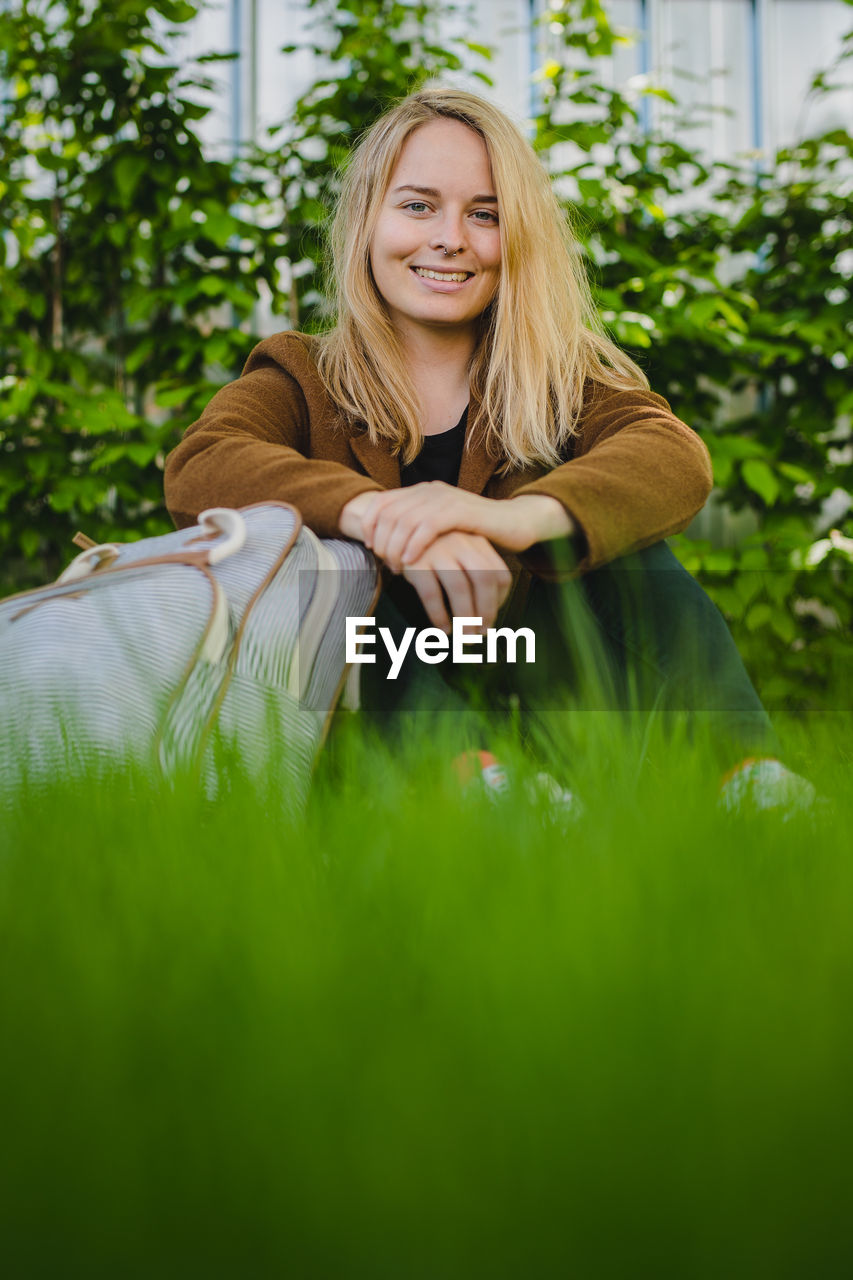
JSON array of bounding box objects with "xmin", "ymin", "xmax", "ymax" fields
[
  {"xmin": 452, "ymin": 749, "xmax": 500, "ymax": 786},
  {"xmin": 719, "ymin": 756, "xmax": 778, "ymax": 789},
  {"xmin": 451, "ymin": 750, "xmax": 508, "ymax": 795}
]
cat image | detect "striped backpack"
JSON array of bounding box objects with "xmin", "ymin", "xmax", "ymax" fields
[{"xmin": 0, "ymin": 503, "xmax": 378, "ymax": 810}]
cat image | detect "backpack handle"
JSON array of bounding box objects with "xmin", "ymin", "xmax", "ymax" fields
[
  {"xmin": 57, "ymin": 543, "xmax": 122, "ymax": 583},
  {"xmin": 197, "ymin": 508, "xmax": 247, "ymax": 564},
  {"xmin": 57, "ymin": 508, "xmax": 248, "ymax": 584}
]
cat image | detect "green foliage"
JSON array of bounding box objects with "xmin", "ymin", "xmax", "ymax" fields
[
  {"xmin": 531, "ymin": 0, "xmax": 853, "ymax": 709},
  {"xmin": 1, "ymin": 0, "xmax": 850, "ymax": 708},
  {"xmin": 0, "ymin": 0, "xmax": 287, "ymax": 585}
]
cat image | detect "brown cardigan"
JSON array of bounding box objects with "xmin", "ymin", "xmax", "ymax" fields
[{"xmin": 164, "ymin": 330, "xmax": 712, "ymax": 580}]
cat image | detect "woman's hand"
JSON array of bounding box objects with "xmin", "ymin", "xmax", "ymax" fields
[
  {"xmin": 400, "ymin": 531, "xmax": 513, "ymax": 632},
  {"xmin": 341, "ymin": 483, "xmax": 574, "ymax": 569}
]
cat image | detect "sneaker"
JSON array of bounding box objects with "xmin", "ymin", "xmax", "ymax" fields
[
  {"xmin": 452, "ymin": 750, "xmax": 510, "ymax": 800},
  {"xmin": 452, "ymin": 751, "xmax": 582, "ymax": 825},
  {"xmin": 524, "ymin": 770, "xmax": 584, "ymax": 826},
  {"xmin": 718, "ymin": 757, "xmax": 816, "ymax": 818}
]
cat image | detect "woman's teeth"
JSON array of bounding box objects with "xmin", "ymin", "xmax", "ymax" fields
[{"xmin": 413, "ymin": 268, "xmax": 470, "ymax": 282}]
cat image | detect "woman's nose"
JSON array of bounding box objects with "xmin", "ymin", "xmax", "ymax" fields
[{"xmin": 429, "ymin": 214, "xmax": 467, "ymax": 256}]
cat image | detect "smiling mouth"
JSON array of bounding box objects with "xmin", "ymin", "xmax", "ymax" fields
[{"xmin": 411, "ymin": 267, "xmax": 473, "ymax": 282}]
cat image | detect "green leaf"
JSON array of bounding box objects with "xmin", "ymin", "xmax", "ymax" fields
[
  {"xmin": 770, "ymin": 609, "xmax": 797, "ymax": 644},
  {"xmin": 155, "ymin": 385, "xmax": 192, "ymax": 408},
  {"xmin": 19, "ymin": 529, "xmax": 41, "ymax": 560},
  {"xmin": 777, "ymin": 462, "xmax": 814, "ymax": 485},
  {"xmin": 113, "ymin": 154, "xmax": 147, "ymax": 205},
  {"xmin": 199, "ymin": 207, "xmax": 240, "ymax": 248},
  {"xmin": 741, "ymin": 459, "xmax": 780, "ymax": 507},
  {"xmin": 745, "ymin": 601, "xmax": 773, "ymax": 631},
  {"xmin": 190, "ymin": 277, "xmax": 230, "ymax": 300}
]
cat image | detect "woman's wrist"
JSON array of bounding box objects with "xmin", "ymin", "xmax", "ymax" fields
[
  {"xmin": 338, "ymin": 490, "xmax": 379, "ymax": 541},
  {"xmin": 340, "ymin": 487, "xmax": 574, "ymax": 557},
  {"xmin": 508, "ymin": 493, "xmax": 574, "ymax": 548}
]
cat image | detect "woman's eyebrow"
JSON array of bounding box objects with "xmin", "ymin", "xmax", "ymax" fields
[{"xmin": 392, "ymin": 183, "xmax": 498, "ymax": 203}]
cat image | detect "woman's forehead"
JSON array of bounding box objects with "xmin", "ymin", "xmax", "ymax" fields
[{"xmin": 389, "ymin": 118, "xmax": 494, "ymax": 188}]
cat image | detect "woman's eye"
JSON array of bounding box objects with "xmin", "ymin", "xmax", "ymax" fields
[{"xmin": 401, "ymin": 202, "xmax": 497, "ymax": 223}]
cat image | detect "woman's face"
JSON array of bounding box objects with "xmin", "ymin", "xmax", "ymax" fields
[{"xmin": 368, "ymin": 118, "xmax": 501, "ymax": 343}]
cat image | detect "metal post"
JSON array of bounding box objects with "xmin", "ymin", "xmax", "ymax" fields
[
  {"xmin": 749, "ymin": 0, "xmax": 765, "ymax": 154},
  {"xmin": 231, "ymin": 0, "xmax": 243, "ymax": 153},
  {"xmin": 529, "ymin": 0, "xmax": 542, "ymax": 123},
  {"xmin": 638, "ymin": 0, "xmax": 651, "ymax": 133}
]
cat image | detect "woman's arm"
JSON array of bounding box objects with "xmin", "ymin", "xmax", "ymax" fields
[
  {"xmin": 512, "ymin": 384, "xmax": 714, "ymax": 576},
  {"xmin": 340, "ymin": 485, "xmax": 574, "ymax": 570},
  {"xmin": 341, "ymin": 383, "xmax": 712, "ymax": 577},
  {"xmin": 164, "ymin": 344, "xmax": 383, "ymax": 537}
]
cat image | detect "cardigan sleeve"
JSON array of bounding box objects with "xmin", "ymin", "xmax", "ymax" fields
[
  {"xmin": 163, "ymin": 347, "xmax": 383, "ymax": 537},
  {"xmin": 511, "ymin": 382, "xmax": 713, "ymax": 578}
]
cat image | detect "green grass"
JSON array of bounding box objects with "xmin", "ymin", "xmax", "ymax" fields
[{"xmin": 1, "ymin": 710, "xmax": 851, "ymax": 1278}]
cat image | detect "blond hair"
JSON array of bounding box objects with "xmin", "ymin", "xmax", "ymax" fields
[{"xmin": 314, "ymin": 86, "xmax": 647, "ymax": 470}]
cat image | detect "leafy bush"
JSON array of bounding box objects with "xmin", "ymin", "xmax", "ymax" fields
[
  {"xmin": 531, "ymin": 0, "xmax": 853, "ymax": 710},
  {"xmin": 0, "ymin": 0, "xmax": 286, "ymax": 584},
  {"xmin": 1, "ymin": 0, "xmax": 850, "ymax": 708}
]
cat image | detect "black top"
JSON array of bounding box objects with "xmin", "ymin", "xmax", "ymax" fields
[{"xmin": 400, "ymin": 405, "xmax": 468, "ymax": 488}]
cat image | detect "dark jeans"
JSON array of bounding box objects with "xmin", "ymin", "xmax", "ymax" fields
[{"xmin": 358, "ymin": 540, "xmax": 777, "ymax": 771}]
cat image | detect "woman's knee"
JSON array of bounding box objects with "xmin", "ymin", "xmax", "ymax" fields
[{"xmin": 583, "ymin": 540, "xmax": 727, "ymax": 652}]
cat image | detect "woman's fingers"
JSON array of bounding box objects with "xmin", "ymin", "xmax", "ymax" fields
[
  {"xmin": 404, "ymin": 535, "xmax": 476, "ymax": 630},
  {"xmin": 359, "ymin": 486, "xmax": 419, "ymax": 545},
  {"xmin": 379, "ymin": 503, "xmax": 435, "ymax": 569},
  {"xmin": 363, "ymin": 488, "xmax": 431, "ymax": 563},
  {"xmin": 401, "ymin": 493, "xmax": 507, "ymax": 565},
  {"xmin": 393, "ymin": 488, "xmax": 468, "ymax": 564},
  {"xmin": 355, "ymin": 485, "xmax": 562, "ymax": 569},
  {"xmin": 434, "ymin": 561, "xmax": 477, "ymax": 624},
  {"xmin": 360, "ymin": 484, "xmax": 495, "ymax": 569},
  {"xmin": 465, "ymin": 540, "xmax": 513, "ymax": 629},
  {"xmin": 462, "ymin": 556, "xmax": 511, "ymax": 629},
  {"xmin": 402, "ymin": 532, "xmax": 511, "ymax": 631},
  {"xmin": 398, "ymin": 514, "xmax": 452, "ymax": 567},
  {"xmin": 403, "ymin": 566, "xmax": 452, "ymax": 631},
  {"xmin": 467, "ymin": 571, "xmax": 502, "ymax": 631},
  {"xmin": 359, "ymin": 490, "xmax": 399, "ymax": 548},
  {"xmin": 405, "ymin": 548, "xmax": 476, "ymax": 630}
]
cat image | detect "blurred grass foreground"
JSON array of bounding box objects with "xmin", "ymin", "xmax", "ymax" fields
[
  {"xmin": 2, "ymin": 6, "xmax": 852, "ymax": 1265},
  {"xmin": 1, "ymin": 709, "xmax": 852, "ymax": 1277}
]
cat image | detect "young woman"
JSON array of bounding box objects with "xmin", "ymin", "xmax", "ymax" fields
[{"xmin": 165, "ymin": 87, "xmax": 808, "ymax": 809}]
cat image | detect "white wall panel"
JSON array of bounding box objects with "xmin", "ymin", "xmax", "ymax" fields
[
  {"xmin": 178, "ymin": 0, "xmax": 853, "ymax": 166},
  {"xmin": 764, "ymin": 0, "xmax": 853, "ymax": 151},
  {"xmin": 172, "ymin": 0, "xmax": 234, "ymax": 157},
  {"xmin": 655, "ymin": 0, "xmax": 755, "ymax": 161},
  {"xmin": 255, "ymin": 0, "xmax": 322, "ymax": 143},
  {"xmin": 439, "ymin": 0, "xmax": 532, "ymax": 124}
]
